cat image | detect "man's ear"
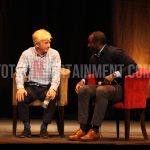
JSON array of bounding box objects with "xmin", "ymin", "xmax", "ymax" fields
[{"xmin": 35, "ymin": 43, "xmax": 39, "ymax": 47}]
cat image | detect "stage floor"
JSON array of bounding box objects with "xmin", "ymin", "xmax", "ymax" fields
[{"xmin": 0, "ymin": 118, "xmax": 150, "ymax": 145}]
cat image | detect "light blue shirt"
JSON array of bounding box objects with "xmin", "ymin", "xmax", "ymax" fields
[{"xmin": 16, "ymin": 47, "xmax": 61, "ymax": 91}]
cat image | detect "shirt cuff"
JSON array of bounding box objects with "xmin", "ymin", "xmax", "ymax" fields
[
  {"xmin": 81, "ymin": 79, "xmax": 86, "ymax": 84},
  {"xmin": 17, "ymin": 85, "xmax": 24, "ymax": 90},
  {"xmin": 114, "ymin": 71, "xmax": 121, "ymax": 78},
  {"xmin": 50, "ymin": 85, "xmax": 57, "ymax": 92}
]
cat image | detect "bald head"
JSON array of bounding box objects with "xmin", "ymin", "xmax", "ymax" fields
[
  {"xmin": 88, "ymin": 31, "xmax": 107, "ymax": 54},
  {"xmin": 88, "ymin": 31, "xmax": 106, "ymax": 45}
]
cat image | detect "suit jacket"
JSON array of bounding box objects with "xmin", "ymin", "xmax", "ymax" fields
[{"xmin": 88, "ymin": 45, "xmax": 138, "ymax": 85}]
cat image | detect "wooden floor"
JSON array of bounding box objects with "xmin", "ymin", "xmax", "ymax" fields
[{"xmin": 0, "ymin": 118, "xmax": 150, "ymax": 147}]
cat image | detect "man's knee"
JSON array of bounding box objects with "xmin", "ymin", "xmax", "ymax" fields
[
  {"xmin": 78, "ymin": 85, "xmax": 91, "ymax": 95},
  {"xmin": 96, "ymin": 85, "xmax": 113, "ymax": 94}
]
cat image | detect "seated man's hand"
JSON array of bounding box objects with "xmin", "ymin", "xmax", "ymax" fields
[
  {"xmin": 16, "ymin": 88, "xmax": 27, "ymax": 102},
  {"xmin": 75, "ymin": 80, "xmax": 85, "ymax": 94},
  {"xmin": 46, "ymin": 88, "xmax": 56, "ymax": 100},
  {"xmin": 104, "ymin": 74, "xmax": 115, "ymax": 84}
]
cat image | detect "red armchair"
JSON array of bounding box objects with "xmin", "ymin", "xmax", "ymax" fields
[{"xmin": 86, "ymin": 68, "xmax": 150, "ymax": 140}]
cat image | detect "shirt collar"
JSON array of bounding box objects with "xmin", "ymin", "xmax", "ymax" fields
[{"xmin": 34, "ymin": 47, "xmax": 47, "ymax": 57}]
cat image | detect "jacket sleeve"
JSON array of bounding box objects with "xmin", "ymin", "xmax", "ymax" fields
[{"xmin": 112, "ymin": 49, "xmax": 138, "ymax": 77}]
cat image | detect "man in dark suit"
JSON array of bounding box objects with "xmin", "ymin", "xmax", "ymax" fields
[{"xmin": 68, "ymin": 31, "xmax": 138, "ymax": 141}]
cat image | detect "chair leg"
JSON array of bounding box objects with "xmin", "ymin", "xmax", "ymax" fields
[
  {"xmin": 140, "ymin": 109, "xmax": 148, "ymax": 140},
  {"xmin": 55, "ymin": 106, "xmax": 64, "ymax": 137},
  {"xmin": 13, "ymin": 105, "xmax": 17, "ymax": 136},
  {"xmin": 115, "ymin": 109, "xmax": 120, "ymax": 138},
  {"xmin": 124, "ymin": 109, "xmax": 130, "ymax": 140},
  {"xmin": 116, "ymin": 117, "xmax": 120, "ymax": 138}
]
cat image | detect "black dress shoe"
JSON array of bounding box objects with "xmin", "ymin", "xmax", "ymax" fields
[
  {"xmin": 40, "ymin": 129, "xmax": 49, "ymax": 138},
  {"xmin": 19, "ymin": 128, "xmax": 31, "ymax": 138}
]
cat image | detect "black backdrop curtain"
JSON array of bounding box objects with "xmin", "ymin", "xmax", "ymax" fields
[
  {"xmin": 1, "ymin": 0, "xmax": 150, "ymax": 120},
  {"xmin": 0, "ymin": 0, "xmax": 113, "ymax": 118}
]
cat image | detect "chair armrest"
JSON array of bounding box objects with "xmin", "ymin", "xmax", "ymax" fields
[
  {"xmin": 57, "ymin": 68, "xmax": 71, "ymax": 106},
  {"xmin": 86, "ymin": 74, "xmax": 96, "ymax": 85},
  {"xmin": 148, "ymin": 80, "xmax": 150, "ymax": 98}
]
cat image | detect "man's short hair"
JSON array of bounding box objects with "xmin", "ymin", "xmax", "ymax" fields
[{"xmin": 32, "ymin": 29, "xmax": 52, "ymax": 44}]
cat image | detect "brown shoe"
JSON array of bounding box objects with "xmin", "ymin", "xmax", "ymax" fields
[
  {"xmin": 80, "ymin": 129, "xmax": 101, "ymax": 142},
  {"xmin": 68, "ymin": 129, "xmax": 86, "ymax": 141}
]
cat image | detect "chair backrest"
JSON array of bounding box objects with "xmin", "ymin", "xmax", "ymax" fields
[{"xmin": 12, "ymin": 68, "xmax": 71, "ymax": 106}]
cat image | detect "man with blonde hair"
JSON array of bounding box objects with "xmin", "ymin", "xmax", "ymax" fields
[{"xmin": 16, "ymin": 29, "xmax": 61, "ymax": 138}]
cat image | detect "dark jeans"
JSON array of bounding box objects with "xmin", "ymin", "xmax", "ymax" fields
[
  {"xmin": 78, "ymin": 84, "xmax": 123, "ymax": 127},
  {"xmin": 18, "ymin": 83, "xmax": 57, "ymax": 124}
]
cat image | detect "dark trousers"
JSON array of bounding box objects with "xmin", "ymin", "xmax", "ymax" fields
[
  {"xmin": 78, "ymin": 85, "xmax": 123, "ymax": 127},
  {"xmin": 18, "ymin": 84, "xmax": 57, "ymax": 124}
]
